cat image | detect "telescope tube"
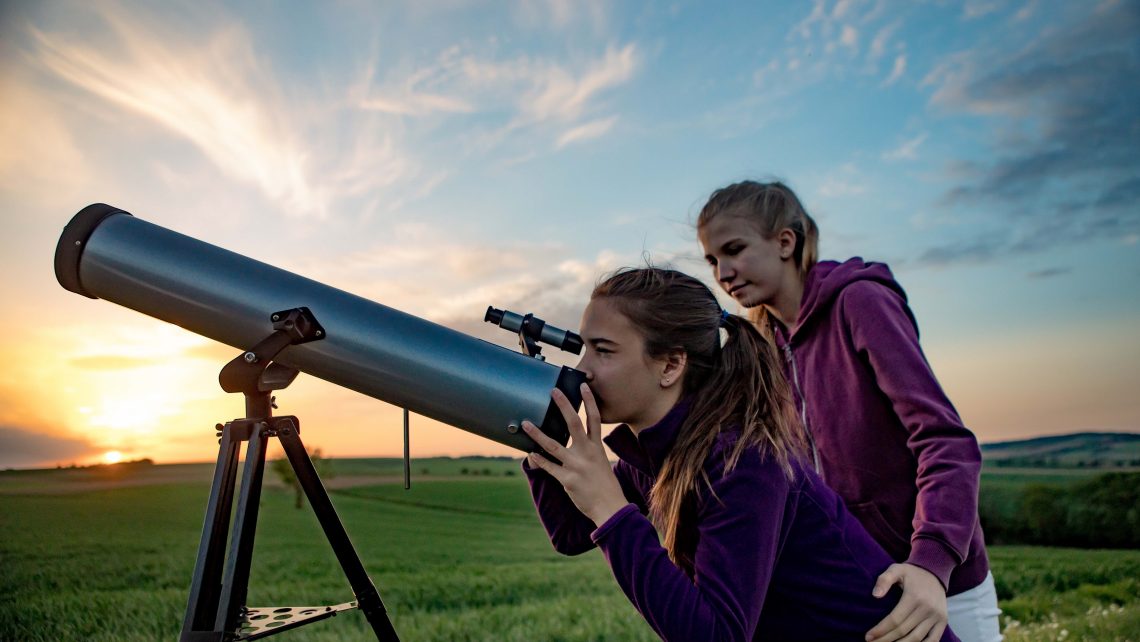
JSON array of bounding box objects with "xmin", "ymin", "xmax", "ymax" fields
[{"xmin": 54, "ymin": 204, "xmax": 585, "ymax": 452}]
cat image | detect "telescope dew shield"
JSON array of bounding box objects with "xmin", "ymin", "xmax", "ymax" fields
[{"xmin": 55, "ymin": 203, "xmax": 585, "ymax": 451}]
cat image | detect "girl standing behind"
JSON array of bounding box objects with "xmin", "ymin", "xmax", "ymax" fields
[
  {"xmin": 522, "ymin": 267, "xmax": 959, "ymax": 641},
  {"xmin": 698, "ymin": 180, "xmax": 1000, "ymax": 642}
]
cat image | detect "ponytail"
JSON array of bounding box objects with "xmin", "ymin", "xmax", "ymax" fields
[{"xmin": 591, "ymin": 268, "xmax": 807, "ymax": 573}]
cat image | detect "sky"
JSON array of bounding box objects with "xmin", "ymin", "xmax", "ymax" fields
[{"xmin": 1, "ymin": 0, "xmax": 1137, "ymax": 469}]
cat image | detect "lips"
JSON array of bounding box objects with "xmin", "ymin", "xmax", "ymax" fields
[{"xmin": 728, "ymin": 283, "xmax": 749, "ymax": 298}]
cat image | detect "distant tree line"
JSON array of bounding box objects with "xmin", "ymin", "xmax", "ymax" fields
[
  {"xmin": 979, "ymin": 472, "xmax": 1140, "ymax": 548},
  {"xmin": 989, "ymin": 457, "xmax": 1140, "ymax": 468}
]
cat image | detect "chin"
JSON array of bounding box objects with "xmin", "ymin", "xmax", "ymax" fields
[{"xmin": 734, "ymin": 294, "xmax": 762, "ymax": 309}]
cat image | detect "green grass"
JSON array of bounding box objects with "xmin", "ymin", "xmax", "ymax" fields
[
  {"xmin": 2, "ymin": 464, "xmax": 1140, "ymax": 641},
  {"xmin": 0, "ymin": 468, "xmax": 650, "ymax": 641}
]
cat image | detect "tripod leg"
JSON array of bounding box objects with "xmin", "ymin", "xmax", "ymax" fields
[
  {"xmin": 214, "ymin": 421, "xmax": 271, "ymax": 633},
  {"xmin": 181, "ymin": 422, "xmax": 245, "ymax": 640},
  {"xmin": 277, "ymin": 418, "xmax": 400, "ymax": 641}
]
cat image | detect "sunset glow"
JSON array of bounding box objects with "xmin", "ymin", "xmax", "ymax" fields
[
  {"xmin": 1, "ymin": 1, "xmax": 1136, "ymax": 470},
  {"xmin": 102, "ymin": 450, "xmax": 124, "ymax": 465}
]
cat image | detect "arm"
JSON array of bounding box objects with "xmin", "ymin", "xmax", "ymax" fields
[
  {"xmin": 524, "ymin": 455, "xmax": 647, "ymax": 555},
  {"xmin": 524, "ymin": 386, "xmax": 787, "ymax": 641},
  {"xmin": 840, "ymin": 280, "xmax": 981, "ymax": 586},
  {"xmin": 591, "ymin": 447, "xmax": 787, "ymax": 642},
  {"xmin": 522, "ymin": 458, "xmax": 600, "ymax": 555}
]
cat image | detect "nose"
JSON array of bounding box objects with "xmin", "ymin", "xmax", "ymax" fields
[
  {"xmin": 575, "ymin": 355, "xmax": 594, "ymax": 382},
  {"xmin": 716, "ymin": 259, "xmax": 735, "ymax": 286}
]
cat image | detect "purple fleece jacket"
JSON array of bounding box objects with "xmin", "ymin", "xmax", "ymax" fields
[
  {"xmin": 773, "ymin": 258, "xmax": 989, "ymax": 596},
  {"xmin": 525, "ymin": 400, "xmax": 959, "ymax": 641}
]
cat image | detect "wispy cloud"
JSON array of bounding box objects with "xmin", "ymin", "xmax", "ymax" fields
[
  {"xmin": 868, "ymin": 19, "xmax": 902, "ymax": 63},
  {"xmin": 556, "ymin": 115, "xmax": 618, "ymax": 148},
  {"xmin": 816, "ymin": 163, "xmax": 869, "ymax": 198},
  {"xmin": 1026, "ymin": 267, "xmax": 1071, "ymax": 279},
  {"xmin": 918, "ymin": 0, "xmax": 1140, "ymax": 265},
  {"xmin": 27, "ymin": 5, "xmax": 421, "ymax": 220},
  {"xmin": 882, "ymin": 132, "xmax": 927, "ymax": 161},
  {"xmin": 70, "ymin": 355, "xmax": 163, "ymax": 370},
  {"xmin": 881, "ymin": 53, "xmax": 907, "ymax": 86},
  {"xmin": 356, "ymin": 42, "xmax": 637, "ymax": 154},
  {"xmin": 780, "ymin": 1, "xmax": 910, "ymax": 90}
]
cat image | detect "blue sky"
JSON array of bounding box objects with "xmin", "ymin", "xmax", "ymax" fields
[{"xmin": 1, "ymin": 0, "xmax": 1137, "ymax": 468}]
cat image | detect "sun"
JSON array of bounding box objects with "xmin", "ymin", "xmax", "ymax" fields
[{"xmin": 102, "ymin": 450, "xmax": 124, "ymax": 464}]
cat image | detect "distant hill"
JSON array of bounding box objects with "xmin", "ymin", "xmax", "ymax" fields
[{"xmin": 981, "ymin": 431, "xmax": 1140, "ymax": 468}]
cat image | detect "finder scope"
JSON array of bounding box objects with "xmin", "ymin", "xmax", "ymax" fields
[{"xmin": 484, "ymin": 307, "xmax": 584, "ymax": 357}]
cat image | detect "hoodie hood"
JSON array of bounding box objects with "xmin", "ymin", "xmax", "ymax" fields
[{"xmin": 791, "ymin": 258, "xmax": 915, "ymax": 341}]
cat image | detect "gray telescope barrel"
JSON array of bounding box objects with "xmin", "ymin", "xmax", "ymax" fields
[{"xmin": 54, "ymin": 204, "xmax": 585, "ymax": 452}]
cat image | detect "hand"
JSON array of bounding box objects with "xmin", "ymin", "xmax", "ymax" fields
[
  {"xmin": 865, "ymin": 563, "xmax": 948, "ymax": 642},
  {"xmin": 522, "ymin": 384, "xmax": 628, "ymax": 526}
]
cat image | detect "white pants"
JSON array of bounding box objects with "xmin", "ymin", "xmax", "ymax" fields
[{"xmin": 947, "ymin": 572, "xmax": 1003, "ymax": 642}]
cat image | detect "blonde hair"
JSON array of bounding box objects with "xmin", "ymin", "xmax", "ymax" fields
[{"xmin": 697, "ymin": 180, "xmax": 820, "ymax": 331}]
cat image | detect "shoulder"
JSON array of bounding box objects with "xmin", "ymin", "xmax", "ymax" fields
[
  {"xmin": 837, "ymin": 278, "xmax": 904, "ymax": 310},
  {"xmin": 834, "ymin": 274, "xmax": 916, "ymax": 332},
  {"xmin": 701, "ymin": 430, "xmax": 793, "ymax": 490}
]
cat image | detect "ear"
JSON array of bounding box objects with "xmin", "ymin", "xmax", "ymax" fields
[
  {"xmin": 776, "ymin": 227, "xmax": 798, "ymax": 261},
  {"xmin": 659, "ymin": 349, "xmax": 688, "ymax": 389}
]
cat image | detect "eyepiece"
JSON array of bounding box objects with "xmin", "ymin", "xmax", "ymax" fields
[{"xmin": 485, "ymin": 306, "xmax": 583, "ymax": 355}]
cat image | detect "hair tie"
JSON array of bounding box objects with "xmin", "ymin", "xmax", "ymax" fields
[{"xmin": 719, "ymin": 309, "xmax": 730, "ymax": 327}]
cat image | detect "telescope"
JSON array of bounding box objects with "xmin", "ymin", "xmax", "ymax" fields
[{"xmin": 54, "ymin": 203, "xmax": 588, "ymax": 641}]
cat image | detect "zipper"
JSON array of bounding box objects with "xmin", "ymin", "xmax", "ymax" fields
[{"xmin": 783, "ymin": 343, "xmax": 822, "ymax": 475}]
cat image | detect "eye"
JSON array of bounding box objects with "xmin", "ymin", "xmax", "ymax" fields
[
  {"xmin": 704, "ymin": 256, "xmax": 717, "ymax": 267},
  {"xmin": 594, "ymin": 347, "xmax": 613, "ymax": 355},
  {"xmin": 724, "ymin": 243, "xmax": 744, "ymax": 256}
]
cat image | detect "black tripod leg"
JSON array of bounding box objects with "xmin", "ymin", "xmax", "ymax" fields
[
  {"xmin": 277, "ymin": 418, "xmax": 400, "ymax": 641},
  {"xmin": 181, "ymin": 423, "xmax": 244, "ymax": 641},
  {"xmin": 214, "ymin": 421, "xmax": 271, "ymax": 633}
]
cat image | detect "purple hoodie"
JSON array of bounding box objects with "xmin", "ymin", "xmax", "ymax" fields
[
  {"xmin": 525, "ymin": 400, "xmax": 959, "ymax": 641},
  {"xmin": 772, "ymin": 258, "xmax": 989, "ymax": 596}
]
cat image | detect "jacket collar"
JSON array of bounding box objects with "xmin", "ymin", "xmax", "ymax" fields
[{"xmin": 603, "ymin": 398, "xmax": 692, "ymax": 478}]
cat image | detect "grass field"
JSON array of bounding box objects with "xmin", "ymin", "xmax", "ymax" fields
[{"xmin": 2, "ymin": 461, "xmax": 1138, "ymax": 641}]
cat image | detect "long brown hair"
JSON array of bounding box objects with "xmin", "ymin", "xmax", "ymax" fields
[
  {"xmin": 592, "ymin": 267, "xmax": 806, "ymax": 571},
  {"xmin": 697, "ymin": 180, "xmax": 820, "ymax": 332}
]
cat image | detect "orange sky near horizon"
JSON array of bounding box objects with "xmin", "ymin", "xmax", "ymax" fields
[{"xmin": 2, "ymin": 1, "xmax": 1138, "ymax": 470}]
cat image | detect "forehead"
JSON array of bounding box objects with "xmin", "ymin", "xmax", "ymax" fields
[
  {"xmin": 699, "ymin": 213, "xmax": 766, "ymax": 247},
  {"xmin": 581, "ymin": 298, "xmax": 643, "ymax": 344}
]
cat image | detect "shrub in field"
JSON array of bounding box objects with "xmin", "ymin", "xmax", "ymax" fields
[{"xmin": 980, "ymin": 471, "xmax": 1140, "ymax": 548}]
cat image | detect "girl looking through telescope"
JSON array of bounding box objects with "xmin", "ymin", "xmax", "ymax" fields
[
  {"xmin": 521, "ymin": 267, "xmax": 959, "ymax": 641},
  {"xmin": 697, "ymin": 180, "xmax": 999, "ymax": 642}
]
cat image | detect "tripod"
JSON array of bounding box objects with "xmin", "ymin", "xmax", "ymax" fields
[{"xmin": 179, "ymin": 308, "xmax": 398, "ymax": 641}]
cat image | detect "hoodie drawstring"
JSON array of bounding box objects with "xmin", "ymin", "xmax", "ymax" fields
[{"xmin": 783, "ymin": 343, "xmax": 822, "ymax": 476}]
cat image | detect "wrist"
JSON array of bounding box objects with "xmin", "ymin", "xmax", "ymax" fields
[
  {"xmin": 907, "ymin": 539, "xmax": 957, "ymax": 592},
  {"xmin": 588, "ymin": 498, "xmax": 630, "ymax": 527}
]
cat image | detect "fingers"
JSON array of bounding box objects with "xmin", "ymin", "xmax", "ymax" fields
[
  {"xmin": 873, "ymin": 564, "xmax": 903, "ymax": 598},
  {"xmin": 891, "ymin": 608, "xmax": 930, "ymax": 642},
  {"xmin": 525, "ymin": 451, "xmax": 565, "ymax": 483},
  {"xmin": 579, "ymin": 383, "xmax": 601, "ymax": 442},
  {"xmin": 521, "ymin": 420, "xmax": 564, "ymax": 458},
  {"xmin": 550, "ymin": 388, "xmax": 587, "ymax": 442},
  {"xmin": 866, "ymin": 597, "xmax": 912, "ymax": 642},
  {"xmin": 920, "ymin": 622, "xmax": 946, "ymax": 642}
]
